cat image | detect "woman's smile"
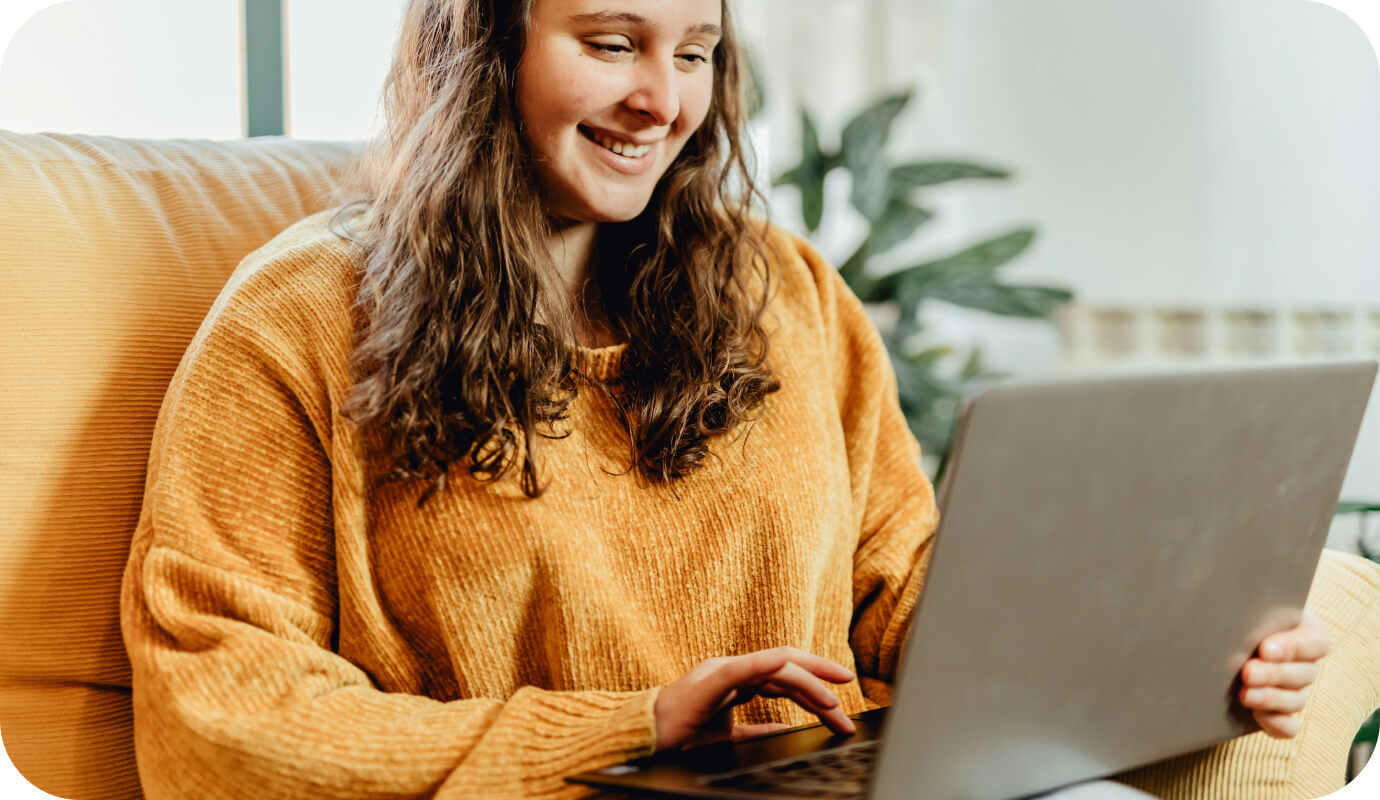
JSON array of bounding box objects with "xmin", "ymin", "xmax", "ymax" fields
[{"xmin": 577, "ymin": 124, "xmax": 660, "ymax": 176}]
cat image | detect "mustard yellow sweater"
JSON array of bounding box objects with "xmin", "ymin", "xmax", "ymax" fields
[{"xmin": 120, "ymin": 211, "xmax": 939, "ymax": 799}]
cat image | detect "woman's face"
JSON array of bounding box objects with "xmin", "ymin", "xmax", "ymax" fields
[{"xmin": 516, "ymin": 0, "xmax": 723, "ymax": 224}]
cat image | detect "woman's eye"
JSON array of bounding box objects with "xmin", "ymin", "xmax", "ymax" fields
[
  {"xmin": 677, "ymin": 53, "xmax": 709, "ymax": 65},
  {"xmin": 587, "ymin": 42, "xmax": 631, "ymax": 56}
]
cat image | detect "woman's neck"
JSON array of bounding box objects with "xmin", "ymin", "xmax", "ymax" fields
[{"xmin": 545, "ymin": 221, "xmax": 623, "ymax": 349}]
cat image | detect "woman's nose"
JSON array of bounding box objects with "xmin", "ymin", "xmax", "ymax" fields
[{"xmin": 625, "ymin": 59, "xmax": 680, "ymax": 127}]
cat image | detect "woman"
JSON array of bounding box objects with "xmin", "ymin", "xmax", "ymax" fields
[{"xmin": 120, "ymin": 0, "xmax": 1329, "ymax": 797}]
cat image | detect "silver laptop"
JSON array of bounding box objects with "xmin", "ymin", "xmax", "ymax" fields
[{"xmin": 570, "ymin": 361, "xmax": 1376, "ymax": 800}]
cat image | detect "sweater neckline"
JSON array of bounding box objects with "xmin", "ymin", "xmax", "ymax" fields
[{"xmin": 573, "ymin": 342, "xmax": 626, "ymax": 382}]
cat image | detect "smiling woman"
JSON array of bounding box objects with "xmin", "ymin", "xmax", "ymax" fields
[
  {"xmin": 114, "ymin": 1, "xmax": 1334, "ymax": 799},
  {"xmin": 121, "ymin": 0, "xmax": 883, "ymax": 796}
]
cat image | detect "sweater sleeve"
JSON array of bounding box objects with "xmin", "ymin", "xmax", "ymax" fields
[
  {"xmin": 783, "ymin": 235, "xmax": 941, "ymax": 709},
  {"xmin": 120, "ymin": 262, "xmax": 657, "ymax": 800}
]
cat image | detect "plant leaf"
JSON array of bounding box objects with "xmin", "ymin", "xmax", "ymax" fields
[
  {"xmin": 898, "ymin": 228, "xmax": 1037, "ymax": 284},
  {"xmin": 841, "ymin": 91, "xmax": 913, "ymax": 220},
  {"xmin": 841, "ymin": 91, "xmax": 912, "ymax": 170},
  {"xmin": 799, "ymin": 110, "xmax": 826, "ymax": 231},
  {"xmin": 959, "ymin": 348, "xmax": 985, "ymax": 380},
  {"xmin": 889, "ymin": 161, "xmax": 1010, "ymax": 192},
  {"xmin": 919, "ymin": 281, "xmax": 1073, "ymax": 318},
  {"xmin": 772, "ymin": 167, "xmax": 798, "ymax": 188},
  {"xmin": 801, "ymin": 181, "xmax": 825, "ymax": 233},
  {"xmin": 1336, "ymin": 501, "xmax": 1380, "ymax": 515},
  {"xmin": 911, "ymin": 345, "xmax": 951, "ymax": 367},
  {"xmin": 840, "ymin": 201, "xmax": 934, "ymax": 302},
  {"xmin": 869, "ymin": 200, "xmax": 933, "ymax": 257},
  {"xmin": 773, "ymin": 109, "xmax": 832, "ymax": 231},
  {"xmin": 839, "ymin": 241, "xmax": 871, "ymax": 290},
  {"xmin": 801, "ymin": 108, "xmax": 824, "ymax": 167},
  {"xmin": 851, "ymin": 161, "xmax": 892, "ymax": 222}
]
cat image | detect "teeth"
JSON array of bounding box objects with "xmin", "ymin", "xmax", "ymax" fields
[{"xmin": 594, "ymin": 132, "xmax": 651, "ymax": 158}]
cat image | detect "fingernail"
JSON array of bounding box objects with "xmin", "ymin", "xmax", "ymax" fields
[
  {"xmin": 1244, "ymin": 689, "xmax": 1263, "ymax": 705},
  {"xmin": 1262, "ymin": 642, "xmax": 1284, "ymax": 660}
]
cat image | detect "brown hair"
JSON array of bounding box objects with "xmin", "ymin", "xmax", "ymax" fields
[{"xmin": 335, "ymin": 0, "xmax": 778, "ymax": 500}]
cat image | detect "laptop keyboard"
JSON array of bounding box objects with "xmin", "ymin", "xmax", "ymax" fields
[{"xmin": 697, "ymin": 739, "xmax": 879, "ymax": 798}]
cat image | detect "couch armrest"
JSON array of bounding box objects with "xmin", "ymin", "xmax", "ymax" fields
[{"xmin": 1114, "ymin": 550, "xmax": 1380, "ymax": 800}]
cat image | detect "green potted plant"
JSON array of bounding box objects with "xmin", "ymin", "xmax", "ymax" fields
[{"xmin": 773, "ymin": 90, "xmax": 1073, "ymax": 469}]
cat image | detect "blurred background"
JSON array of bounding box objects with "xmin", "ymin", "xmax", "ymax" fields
[
  {"xmin": 2, "ymin": 0, "xmax": 1379, "ymax": 785},
  {"xmin": 3, "ymin": 0, "xmax": 1380, "ymax": 535}
]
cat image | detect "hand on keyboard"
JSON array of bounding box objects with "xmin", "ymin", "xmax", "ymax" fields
[{"xmin": 653, "ymin": 646, "xmax": 858, "ymax": 751}]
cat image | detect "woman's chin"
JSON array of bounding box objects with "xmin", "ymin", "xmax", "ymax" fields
[
  {"xmin": 588, "ymin": 202, "xmax": 653, "ymax": 224},
  {"xmin": 561, "ymin": 190, "xmax": 656, "ymax": 225}
]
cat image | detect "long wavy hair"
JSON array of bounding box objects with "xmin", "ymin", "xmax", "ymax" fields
[{"xmin": 335, "ymin": 0, "xmax": 779, "ymax": 500}]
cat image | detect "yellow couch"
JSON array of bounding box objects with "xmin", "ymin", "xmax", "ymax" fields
[{"xmin": 0, "ymin": 130, "xmax": 1377, "ymax": 800}]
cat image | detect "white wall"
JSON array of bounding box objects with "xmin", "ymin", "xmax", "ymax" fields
[
  {"xmin": 284, "ymin": 0, "xmax": 405, "ymax": 141},
  {"xmin": 0, "ymin": 0, "xmax": 405, "ymax": 141},
  {"xmin": 0, "ymin": 0, "xmax": 242, "ymax": 138}
]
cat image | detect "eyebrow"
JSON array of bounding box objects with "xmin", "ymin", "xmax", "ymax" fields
[{"xmin": 568, "ymin": 11, "xmax": 723, "ymax": 39}]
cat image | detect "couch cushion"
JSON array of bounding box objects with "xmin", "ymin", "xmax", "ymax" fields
[{"xmin": 0, "ymin": 132, "xmax": 361, "ymax": 799}]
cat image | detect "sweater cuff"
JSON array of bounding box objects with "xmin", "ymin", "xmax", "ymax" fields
[
  {"xmin": 525, "ymin": 686, "xmax": 661, "ymax": 777},
  {"xmin": 435, "ymin": 686, "xmax": 661, "ymax": 798}
]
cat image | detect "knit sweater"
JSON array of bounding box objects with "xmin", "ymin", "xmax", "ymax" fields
[{"xmin": 119, "ymin": 211, "xmax": 939, "ymax": 799}]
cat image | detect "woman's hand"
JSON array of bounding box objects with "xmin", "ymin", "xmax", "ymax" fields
[
  {"xmin": 653, "ymin": 647, "xmax": 858, "ymax": 752},
  {"xmin": 1238, "ymin": 609, "xmax": 1330, "ymax": 738}
]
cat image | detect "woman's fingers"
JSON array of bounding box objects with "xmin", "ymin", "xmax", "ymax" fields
[
  {"xmin": 1253, "ymin": 709, "xmax": 1304, "ymax": 739},
  {"xmin": 757, "ymin": 662, "xmax": 844, "ymax": 711},
  {"xmin": 1239, "ymin": 685, "xmax": 1311, "ymax": 715},
  {"xmin": 708, "ymin": 687, "xmax": 741, "ymax": 716},
  {"xmin": 697, "ymin": 649, "xmax": 793, "ymax": 705},
  {"xmin": 707, "ymin": 650, "xmax": 856, "ymax": 735},
  {"xmin": 773, "ymin": 646, "xmax": 857, "ymax": 684},
  {"xmin": 656, "ymin": 648, "xmax": 858, "ymax": 752},
  {"xmin": 681, "ymin": 722, "xmax": 794, "ymax": 750},
  {"xmin": 1234, "ymin": 610, "xmax": 1327, "ymax": 743},
  {"xmin": 681, "ymin": 651, "xmax": 784, "ymax": 721},
  {"xmin": 730, "ymin": 722, "xmax": 795, "ymax": 742},
  {"xmin": 702, "ymin": 647, "xmax": 853, "ymax": 703},
  {"xmin": 1240, "ymin": 658, "xmax": 1319, "ymax": 690},
  {"xmin": 751, "ymin": 683, "xmax": 853, "ymax": 734},
  {"xmin": 1258, "ymin": 610, "xmax": 1331, "ymax": 663},
  {"xmin": 752, "ymin": 662, "xmax": 856, "ymax": 735}
]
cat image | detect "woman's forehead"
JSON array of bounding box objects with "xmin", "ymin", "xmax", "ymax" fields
[{"xmin": 530, "ymin": 0, "xmax": 723, "ymax": 30}]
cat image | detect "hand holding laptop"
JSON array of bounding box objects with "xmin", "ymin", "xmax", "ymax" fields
[
  {"xmin": 1237, "ymin": 608, "xmax": 1330, "ymax": 738},
  {"xmin": 653, "ymin": 646, "xmax": 858, "ymax": 750}
]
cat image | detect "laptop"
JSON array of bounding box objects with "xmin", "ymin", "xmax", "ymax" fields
[{"xmin": 569, "ymin": 361, "xmax": 1376, "ymax": 800}]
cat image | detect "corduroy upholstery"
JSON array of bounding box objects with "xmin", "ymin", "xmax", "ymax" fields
[
  {"xmin": 0, "ymin": 131, "xmax": 1376, "ymax": 799},
  {"xmin": 0, "ymin": 131, "xmax": 360, "ymax": 799}
]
